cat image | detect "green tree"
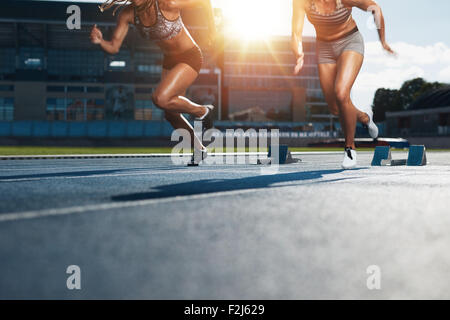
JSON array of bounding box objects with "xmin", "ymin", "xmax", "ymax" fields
[
  {"xmin": 371, "ymin": 78, "xmax": 447, "ymax": 121},
  {"xmin": 398, "ymin": 78, "xmax": 427, "ymax": 109},
  {"xmin": 372, "ymin": 88, "xmax": 401, "ymax": 122},
  {"xmin": 413, "ymin": 81, "xmax": 445, "ymax": 104}
]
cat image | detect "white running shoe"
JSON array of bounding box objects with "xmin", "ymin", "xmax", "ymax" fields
[
  {"xmin": 364, "ymin": 108, "xmax": 379, "ymax": 139},
  {"xmin": 342, "ymin": 147, "xmax": 357, "ymax": 169}
]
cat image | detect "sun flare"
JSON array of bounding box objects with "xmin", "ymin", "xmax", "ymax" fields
[{"xmin": 215, "ymin": 0, "xmax": 286, "ymax": 40}]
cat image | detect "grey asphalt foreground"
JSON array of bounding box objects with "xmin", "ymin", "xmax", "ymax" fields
[{"xmin": 0, "ymin": 151, "xmax": 450, "ymax": 299}]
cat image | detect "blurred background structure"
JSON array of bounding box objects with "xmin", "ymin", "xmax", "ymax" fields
[
  {"xmin": 0, "ymin": 0, "xmax": 336, "ymax": 145},
  {"xmin": 0, "ymin": 0, "xmax": 449, "ymax": 147}
]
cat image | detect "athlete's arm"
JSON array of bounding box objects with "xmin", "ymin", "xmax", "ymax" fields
[
  {"xmin": 291, "ymin": 0, "xmax": 306, "ymax": 74},
  {"xmin": 90, "ymin": 8, "xmax": 131, "ymax": 55},
  {"xmin": 346, "ymin": 0, "xmax": 395, "ymax": 54}
]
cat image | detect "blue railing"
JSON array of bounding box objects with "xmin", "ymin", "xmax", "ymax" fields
[
  {"xmin": 0, "ymin": 120, "xmax": 386, "ymax": 139},
  {"xmin": 0, "ymin": 121, "xmax": 174, "ymax": 138}
]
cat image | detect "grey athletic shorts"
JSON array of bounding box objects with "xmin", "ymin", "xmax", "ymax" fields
[{"xmin": 316, "ymin": 29, "xmax": 365, "ymax": 64}]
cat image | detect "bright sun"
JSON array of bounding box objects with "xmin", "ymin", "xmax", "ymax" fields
[{"xmin": 215, "ymin": 0, "xmax": 288, "ymax": 39}]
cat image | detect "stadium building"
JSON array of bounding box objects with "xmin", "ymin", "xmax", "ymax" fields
[
  {"xmin": 386, "ymin": 87, "xmax": 450, "ymax": 137},
  {"xmin": 0, "ymin": 0, "xmax": 329, "ymax": 141},
  {"xmin": 223, "ymin": 37, "xmax": 326, "ymax": 123}
]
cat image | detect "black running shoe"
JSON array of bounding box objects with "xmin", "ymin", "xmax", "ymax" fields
[
  {"xmin": 188, "ymin": 148, "xmax": 208, "ymax": 166},
  {"xmin": 195, "ymin": 105, "xmax": 215, "ymax": 131}
]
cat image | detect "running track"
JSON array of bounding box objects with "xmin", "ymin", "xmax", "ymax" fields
[{"xmin": 1, "ymin": 151, "xmax": 450, "ymax": 299}]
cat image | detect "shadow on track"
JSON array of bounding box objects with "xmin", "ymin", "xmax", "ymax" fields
[
  {"xmin": 0, "ymin": 168, "xmax": 153, "ymax": 180},
  {"xmin": 112, "ymin": 169, "xmax": 355, "ymax": 201}
]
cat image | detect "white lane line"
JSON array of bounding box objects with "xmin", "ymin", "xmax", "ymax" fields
[
  {"xmin": 0, "ymin": 166, "xmax": 147, "ymax": 171},
  {"xmin": 0, "ymin": 172, "xmax": 161, "ymax": 182},
  {"xmin": 0, "ymin": 187, "xmax": 284, "ymax": 223},
  {"xmin": 0, "ymin": 167, "xmax": 277, "ymax": 182},
  {"xmin": 0, "ymin": 174, "xmax": 357, "ymax": 223},
  {"xmin": 0, "ymin": 151, "xmax": 343, "ymax": 161}
]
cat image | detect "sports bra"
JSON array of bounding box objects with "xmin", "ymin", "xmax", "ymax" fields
[
  {"xmin": 306, "ymin": 0, "xmax": 352, "ymax": 28},
  {"xmin": 134, "ymin": 0, "xmax": 184, "ymax": 41}
]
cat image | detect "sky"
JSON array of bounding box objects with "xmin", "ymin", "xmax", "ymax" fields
[{"xmin": 42, "ymin": 0, "xmax": 450, "ymax": 108}]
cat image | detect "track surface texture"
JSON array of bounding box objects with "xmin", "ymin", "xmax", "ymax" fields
[{"xmin": 0, "ymin": 151, "xmax": 449, "ymax": 299}]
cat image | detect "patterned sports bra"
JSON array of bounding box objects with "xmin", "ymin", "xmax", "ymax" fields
[
  {"xmin": 306, "ymin": 0, "xmax": 352, "ymax": 28},
  {"xmin": 134, "ymin": 0, "xmax": 184, "ymax": 41}
]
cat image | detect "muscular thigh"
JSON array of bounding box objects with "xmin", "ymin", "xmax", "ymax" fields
[
  {"xmin": 159, "ymin": 67, "xmax": 187, "ymax": 119},
  {"xmin": 154, "ymin": 63, "xmax": 197, "ymax": 100},
  {"xmin": 335, "ymin": 51, "xmax": 363, "ymax": 95},
  {"xmin": 318, "ymin": 63, "xmax": 339, "ymax": 115}
]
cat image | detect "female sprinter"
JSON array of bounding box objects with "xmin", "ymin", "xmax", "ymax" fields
[
  {"xmin": 91, "ymin": 0, "xmax": 216, "ymax": 164},
  {"xmin": 292, "ymin": 0, "xmax": 395, "ymax": 168}
]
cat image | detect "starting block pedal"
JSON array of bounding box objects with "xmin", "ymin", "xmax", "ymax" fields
[
  {"xmin": 371, "ymin": 145, "xmax": 427, "ymax": 167},
  {"xmin": 371, "ymin": 146, "xmax": 391, "ymax": 166},
  {"xmin": 407, "ymin": 145, "xmax": 427, "ymax": 166},
  {"xmin": 257, "ymin": 145, "xmax": 301, "ymax": 165},
  {"xmin": 187, "ymin": 162, "xmax": 199, "ymax": 167}
]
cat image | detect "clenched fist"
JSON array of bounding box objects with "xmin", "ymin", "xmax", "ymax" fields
[{"xmin": 90, "ymin": 24, "xmax": 103, "ymax": 44}]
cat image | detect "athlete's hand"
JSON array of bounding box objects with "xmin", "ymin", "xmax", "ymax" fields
[
  {"xmin": 293, "ymin": 42, "xmax": 304, "ymax": 75},
  {"xmin": 382, "ymin": 42, "xmax": 396, "ymax": 56},
  {"xmin": 294, "ymin": 52, "xmax": 304, "ymax": 75},
  {"xmin": 90, "ymin": 24, "xmax": 103, "ymax": 45}
]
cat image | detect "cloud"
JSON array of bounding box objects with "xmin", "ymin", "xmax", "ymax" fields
[
  {"xmin": 438, "ymin": 66, "xmax": 450, "ymax": 82},
  {"xmin": 355, "ymin": 66, "xmax": 426, "ymax": 91},
  {"xmin": 352, "ymin": 41, "xmax": 450, "ymax": 108},
  {"xmin": 364, "ymin": 42, "xmax": 450, "ymax": 67}
]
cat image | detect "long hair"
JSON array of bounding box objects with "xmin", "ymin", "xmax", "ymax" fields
[{"xmin": 98, "ymin": 0, "xmax": 131, "ymax": 16}]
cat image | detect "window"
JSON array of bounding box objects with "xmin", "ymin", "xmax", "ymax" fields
[
  {"xmin": 0, "ymin": 48, "xmax": 16, "ymax": 74},
  {"xmin": 66, "ymin": 99, "xmax": 85, "ymax": 121},
  {"xmin": 67, "ymin": 86, "xmax": 84, "ymax": 93},
  {"xmin": 19, "ymin": 47, "xmax": 45, "ymax": 70},
  {"xmin": 46, "ymin": 98, "xmax": 66, "ymax": 120},
  {"xmin": 86, "ymin": 87, "xmax": 104, "ymax": 93},
  {"xmin": 24, "ymin": 58, "xmax": 42, "ymax": 67},
  {"xmin": 135, "ymin": 99, "xmax": 163, "ymax": 121},
  {"xmin": 398, "ymin": 117, "xmax": 411, "ymax": 129},
  {"xmin": 134, "ymin": 51, "xmax": 163, "ymax": 74},
  {"xmin": 107, "ymin": 50, "xmax": 132, "ymax": 72},
  {"xmin": 109, "ymin": 61, "xmax": 126, "ymax": 68},
  {"xmin": 0, "ymin": 85, "xmax": 14, "ymax": 92},
  {"xmin": 87, "ymin": 99, "xmax": 105, "ymax": 120},
  {"xmin": 47, "ymin": 98, "xmax": 105, "ymax": 121},
  {"xmin": 0, "ymin": 98, "xmax": 14, "ymax": 121},
  {"xmin": 137, "ymin": 64, "xmax": 162, "ymax": 74},
  {"xmin": 47, "ymin": 49, "xmax": 104, "ymax": 76},
  {"xmin": 135, "ymin": 87, "xmax": 153, "ymax": 94},
  {"xmin": 439, "ymin": 113, "xmax": 449, "ymax": 127},
  {"xmin": 47, "ymin": 86, "xmax": 65, "ymax": 92}
]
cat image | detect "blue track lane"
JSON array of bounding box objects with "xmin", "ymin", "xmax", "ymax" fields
[{"xmin": 0, "ymin": 152, "xmax": 449, "ymax": 299}]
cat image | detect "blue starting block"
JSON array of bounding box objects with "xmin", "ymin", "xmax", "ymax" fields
[
  {"xmin": 268, "ymin": 145, "xmax": 289, "ymax": 164},
  {"xmin": 258, "ymin": 145, "xmax": 300, "ymax": 165},
  {"xmin": 371, "ymin": 146, "xmax": 391, "ymax": 166},
  {"xmin": 407, "ymin": 145, "xmax": 427, "ymax": 166},
  {"xmin": 371, "ymin": 145, "xmax": 427, "ymax": 166}
]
